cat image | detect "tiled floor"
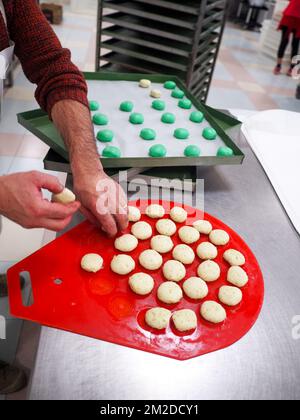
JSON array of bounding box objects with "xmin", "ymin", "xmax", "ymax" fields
[{"xmin": 0, "ymin": 9, "xmax": 299, "ymax": 400}]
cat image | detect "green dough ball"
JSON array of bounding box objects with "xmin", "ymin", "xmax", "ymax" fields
[
  {"xmin": 120, "ymin": 101, "xmax": 134, "ymax": 112},
  {"xmin": 89, "ymin": 101, "xmax": 100, "ymax": 112},
  {"xmin": 203, "ymin": 127, "xmax": 217, "ymax": 140},
  {"xmin": 217, "ymin": 146, "xmax": 234, "ymax": 157},
  {"xmin": 172, "ymin": 89, "xmax": 185, "ymax": 99},
  {"xmin": 129, "ymin": 113, "xmax": 144, "ymax": 125},
  {"xmin": 149, "ymin": 144, "xmax": 167, "ymax": 158},
  {"xmin": 184, "ymin": 145, "xmax": 201, "ymax": 157},
  {"xmin": 93, "ymin": 113, "xmax": 108, "ymax": 126},
  {"xmin": 152, "ymin": 100, "xmax": 166, "ymax": 111},
  {"xmin": 174, "ymin": 128, "xmax": 189, "ymax": 140},
  {"xmin": 164, "ymin": 81, "xmax": 176, "ymax": 90},
  {"xmin": 178, "ymin": 99, "xmax": 192, "ymax": 110},
  {"xmin": 102, "ymin": 146, "xmax": 121, "ymax": 158},
  {"xmin": 161, "ymin": 113, "xmax": 176, "ymax": 124},
  {"xmin": 140, "ymin": 128, "xmax": 156, "ymax": 141},
  {"xmin": 97, "ymin": 130, "xmax": 114, "ymax": 143},
  {"xmin": 190, "ymin": 111, "xmax": 204, "ymax": 123}
]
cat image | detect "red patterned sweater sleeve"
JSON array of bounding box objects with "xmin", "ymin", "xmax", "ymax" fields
[{"xmin": 5, "ymin": 0, "xmax": 89, "ymax": 115}]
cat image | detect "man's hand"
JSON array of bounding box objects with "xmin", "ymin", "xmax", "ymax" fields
[{"xmin": 0, "ymin": 171, "xmax": 80, "ymax": 231}]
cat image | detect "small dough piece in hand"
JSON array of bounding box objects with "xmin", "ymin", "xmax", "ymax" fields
[
  {"xmin": 150, "ymin": 89, "xmax": 162, "ymax": 98},
  {"xmin": 227, "ymin": 266, "xmax": 249, "ymax": 287},
  {"xmin": 151, "ymin": 235, "xmax": 174, "ymax": 254},
  {"xmin": 145, "ymin": 307, "xmax": 172, "ymax": 330},
  {"xmin": 200, "ymin": 301, "xmax": 226, "ymax": 324},
  {"xmin": 209, "ymin": 229, "xmax": 230, "ymax": 246},
  {"xmin": 172, "ymin": 244, "xmax": 195, "ymax": 265},
  {"xmin": 193, "ymin": 220, "xmax": 213, "ymax": 234},
  {"xmin": 183, "ymin": 277, "xmax": 208, "ymax": 300},
  {"xmin": 224, "ymin": 249, "xmax": 245, "ymax": 266},
  {"xmin": 111, "ymin": 254, "xmax": 135, "ymax": 275},
  {"xmin": 139, "ymin": 249, "xmax": 163, "ymax": 271},
  {"xmin": 163, "ymin": 260, "xmax": 186, "ymax": 282},
  {"xmin": 170, "ymin": 207, "xmax": 187, "ymax": 223},
  {"xmin": 115, "ymin": 234, "xmax": 138, "ymax": 252},
  {"xmin": 178, "ymin": 226, "xmax": 200, "ymax": 244},
  {"xmin": 172, "ymin": 309, "xmax": 197, "ymax": 332},
  {"xmin": 219, "ymin": 286, "xmax": 243, "ymax": 306},
  {"xmin": 128, "ymin": 206, "xmax": 141, "ymax": 222},
  {"xmin": 146, "ymin": 204, "xmax": 165, "ymax": 219},
  {"xmin": 156, "ymin": 219, "xmax": 177, "ymax": 236},
  {"xmin": 131, "ymin": 221, "xmax": 152, "ymax": 240},
  {"xmin": 198, "ymin": 260, "xmax": 220, "ymax": 282},
  {"xmin": 139, "ymin": 79, "xmax": 151, "ymax": 88},
  {"xmin": 197, "ymin": 242, "xmax": 218, "ymax": 260},
  {"xmin": 52, "ymin": 188, "xmax": 76, "ymax": 205},
  {"xmin": 81, "ymin": 254, "xmax": 103, "ymax": 273},
  {"xmin": 129, "ymin": 273, "xmax": 154, "ymax": 296},
  {"xmin": 157, "ymin": 281, "xmax": 183, "ymax": 304}
]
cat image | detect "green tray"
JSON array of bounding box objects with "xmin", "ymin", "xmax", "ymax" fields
[{"xmin": 18, "ymin": 72, "xmax": 244, "ymax": 169}]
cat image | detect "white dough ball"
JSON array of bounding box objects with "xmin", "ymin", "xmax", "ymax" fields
[
  {"xmin": 183, "ymin": 277, "xmax": 209, "ymax": 300},
  {"xmin": 145, "ymin": 307, "xmax": 171, "ymax": 330},
  {"xmin": 163, "ymin": 260, "xmax": 186, "ymax": 282},
  {"xmin": 139, "ymin": 249, "xmax": 163, "ymax": 271},
  {"xmin": 219, "ymin": 286, "xmax": 243, "ymax": 306},
  {"xmin": 81, "ymin": 254, "xmax": 103, "ymax": 273},
  {"xmin": 151, "ymin": 235, "xmax": 174, "ymax": 254},
  {"xmin": 114, "ymin": 234, "xmax": 138, "ymax": 252},
  {"xmin": 224, "ymin": 249, "xmax": 245, "ymax": 266},
  {"xmin": 150, "ymin": 89, "xmax": 161, "ymax": 98},
  {"xmin": 111, "ymin": 254, "xmax": 135, "ymax": 275},
  {"xmin": 178, "ymin": 226, "xmax": 200, "ymax": 244},
  {"xmin": 197, "ymin": 260, "xmax": 221, "ymax": 282},
  {"xmin": 131, "ymin": 221, "xmax": 152, "ymax": 240},
  {"xmin": 156, "ymin": 219, "xmax": 177, "ymax": 236},
  {"xmin": 227, "ymin": 266, "xmax": 249, "ymax": 287},
  {"xmin": 139, "ymin": 79, "xmax": 151, "ymax": 88},
  {"xmin": 193, "ymin": 220, "xmax": 213, "ymax": 234},
  {"xmin": 157, "ymin": 281, "xmax": 183, "ymax": 304},
  {"xmin": 52, "ymin": 188, "xmax": 76, "ymax": 205},
  {"xmin": 172, "ymin": 309, "xmax": 197, "ymax": 332},
  {"xmin": 172, "ymin": 244, "xmax": 195, "ymax": 265},
  {"xmin": 128, "ymin": 206, "xmax": 141, "ymax": 222},
  {"xmin": 170, "ymin": 207, "xmax": 188, "ymax": 223},
  {"xmin": 209, "ymin": 229, "xmax": 230, "ymax": 246},
  {"xmin": 197, "ymin": 242, "xmax": 218, "ymax": 260},
  {"xmin": 146, "ymin": 204, "xmax": 165, "ymax": 219},
  {"xmin": 129, "ymin": 273, "xmax": 154, "ymax": 296},
  {"xmin": 200, "ymin": 301, "xmax": 227, "ymax": 324}
]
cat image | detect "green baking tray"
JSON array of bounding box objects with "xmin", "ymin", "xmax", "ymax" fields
[{"xmin": 17, "ymin": 72, "xmax": 244, "ymax": 169}]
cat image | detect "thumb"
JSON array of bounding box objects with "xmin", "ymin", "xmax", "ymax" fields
[{"xmin": 33, "ymin": 172, "xmax": 64, "ymax": 194}]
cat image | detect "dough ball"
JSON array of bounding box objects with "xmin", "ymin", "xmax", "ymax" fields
[
  {"xmin": 219, "ymin": 286, "xmax": 243, "ymax": 306},
  {"xmin": 150, "ymin": 89, "xmax": 162, "ymax": 98},
  {"xmin": 129, "ymin": 273, "xmax": 154, "ymax": 296},
  {"xmin": 170, "ymin": 207, "xmax": 188, "ymax": 223},
  {"xmin": 81, "ymin": 254, "xmax": 103, "ymax": 273},
  {"xmin": 157, "ymin": 281, "xmax": 183, "ymax": 304},
  {"xmin": 111, "ymin": 254, "xmax": 135, "ymax": 275},
  {"xmin": 197, "ymin": 260, "xmax": 221, "ymax": 282},
  {"xmin": 200, "ymin": 301, "xmax": 226, "ymax": 324},
  {"xmin": 193, "ymin": 220, "xmax": 213, "ymax": 234},
  {"xmin": 172, "ymin": 244, "xmax": 195, "ymax": 265},
  {"xmin": 139, "ymin": 79, "xmax": 151, "ymax": 88},
  {"xmin": 145, "ymin": 204, "xmax": 165, "ymax": 219},
  {"xmin": 131, "ymin": 221, "xmax": 152, "ymax": 240},
  {"xmin": 183, "ymin": 277, "xmax": 208, "ymax": 300},
  {"xmin": 224, "ymin": 249, "xmax": 245, "ymax": 266},
  {"xmin": 172, "ymin": 309, "xmax": 197, "ymax": 332},
  {"xmin": 178, "ymin": 226, "xmax": 200, "ymax": 244},
  {"xmin": 52, "ymin": 188, "xmax": 76, "ymax": 205},
  {"xmin": 128, "ymin": 206, "xmax": 141, "ymax": 222},
  {"xmin": 163, "ymin": 260, "xmax": 186, "ymax": 282},
  {"xmin": 209, "ymin": 229, "xmax": 230, "ymax": 246},
  {"xmin": 227, "ymin": 266, "xmax": 249, "ymax": 287},
  {"xmin": 139, "ymin": 249, "xmax": 163, "ymax": 271},
  {"xmin": 145, "ymin": 307, "xmax": 172, "ymax": 330},
  {"xmin": 114, "ymin": 234, "xmax": 138, "ymax": 252},
  {"xmin": 151, "ymin": 235, "xmax": 174, "ymax": 254},
  {"xmin": 156, "ymin": 219, "xmax": 177, "ymax": 236},
  {"xmin": 197, "ymin": 242, "xmax": 218, "ymax": 260}
]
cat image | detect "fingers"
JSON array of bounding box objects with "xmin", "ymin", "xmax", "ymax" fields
[
  {"xmin": 114, "ymin": 212, "xmax": 129, "ymax": 232},
  {"xmin": 97, "ymin": 213, "xmax": 118, "ymax": 238},
  {"xmin": 80, "ymin": 206, "xmax": 102, "ymax": 228},
  {"xmin": 39, "ymin": 215, "xmax": 74, "ymax": 232},
  {"xmin": 31, "ymin": 171, "xmax": 64, "ymax": 194},
  {"xmin": 40, "ymin": 200, "xmax": 80, "ymax": 220}
]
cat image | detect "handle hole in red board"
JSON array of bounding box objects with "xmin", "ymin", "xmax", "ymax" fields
[
  {"xmin": 19, "ymin": 271, "xmax": 34, "ymax": 308},
  {"xmin": 54, "ymin": 279, "xmax": 63, "ymax": 286}
]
